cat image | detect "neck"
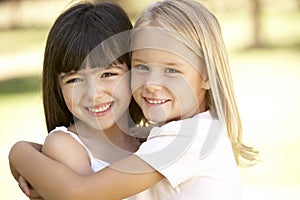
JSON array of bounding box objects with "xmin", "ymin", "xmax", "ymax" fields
[{"xmin": 73, "ymin": 114, "xmax": 139, "ymax": 153}]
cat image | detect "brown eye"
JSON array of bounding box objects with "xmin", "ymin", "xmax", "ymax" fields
[
  {"xmin": 66, "ymin": 78, "xmax": 82, "ymax": 83},
  {"xmin": 101, "ymin": 72, "xmax": 117, "ymax": 78}
]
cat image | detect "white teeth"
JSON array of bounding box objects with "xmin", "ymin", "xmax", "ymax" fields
[
  {"xmin": 87, "ymin": 103, "xmax": 111, "ymax": 113},
  {"xmin": 146, "ymin": 98, "xmax": 167, "ymax": 104}
]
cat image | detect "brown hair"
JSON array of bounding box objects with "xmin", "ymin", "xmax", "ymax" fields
[{"xmin": 43, "ymin": 1, "xmax": 144, "ymax": 132}]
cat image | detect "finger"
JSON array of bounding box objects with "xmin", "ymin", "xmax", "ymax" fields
[
  {"xmin": 18, "ymin": 176, "xmax": 30, "ymax": 196},
  {"xmin": 28, "ymin": 189, "xmax": 44, "ymax": 199},
  {"xmin": 28, "ymin": 195, "xmax": 44, "ymax": 199}
]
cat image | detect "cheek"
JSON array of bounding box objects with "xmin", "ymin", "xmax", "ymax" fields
[
  {"xmin": 61, "ymin": 89, "xmax": 74, "ymax": 112},
  {"xmin": 61, "ymin": 84, "xmax": 86, "ymax": 110},
  {"xmin": 168, "ymin": 77, "xmax": 200, "ymax": 106},
  {"xmin": 131, "ymin": 72, "xmax": 145, "ymax": 95},
  {"xmin": 117, "ymin": 79, "xmax": 130, "ymax": 92},
  {"xmin": 113, "ymin": 74, "xmax": 132, "ymax": 103},
  {"xmin": 131, "ymin": 72, "xmax": 145, "ymax": 104}
]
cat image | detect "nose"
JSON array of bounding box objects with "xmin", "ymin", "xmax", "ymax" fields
[
  {"xmin": 87, "ymin": 78, "xmax": 105, "ymax": 100},
  {"xmin": 144, "ymin": 81, "xmax": 163, "ymax": 94},
  {"xmin": 132, "ymin": 66, "xmax": 164, "ymax": 95},
  {"xmin": 143, "ymin": 69, "xmax": 165, "ymax": 93}
]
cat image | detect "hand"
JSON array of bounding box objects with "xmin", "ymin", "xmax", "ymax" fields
[{"xmin": 18, "ymin": 176, "xmax": 44, "ymax": 199}]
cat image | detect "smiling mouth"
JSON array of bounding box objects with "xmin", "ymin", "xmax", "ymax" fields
[
  {"xmin": 144, "ymin": 98, "xmax": 170, "ymax": 105},
  {"xmin": 86, "ymin": 102, "xmax": 113, "ymax": 113}
]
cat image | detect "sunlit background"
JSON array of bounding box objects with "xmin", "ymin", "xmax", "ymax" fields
[{"xmin": 1, "ymin": 0, "xmax": 299, "ymax": 199}]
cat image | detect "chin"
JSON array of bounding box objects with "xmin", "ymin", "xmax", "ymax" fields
[{"xmin": 145, "ymin": 116, "xmax": 166, "ymax": 125}]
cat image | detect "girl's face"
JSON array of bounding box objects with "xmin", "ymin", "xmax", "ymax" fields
[
  {"xmin": 131, "ymin": 48, "xmax": 208, "ymax": 124},
  {"xmin": 60, "ymin": 62, "xmax": 131, "ymax": 131}
]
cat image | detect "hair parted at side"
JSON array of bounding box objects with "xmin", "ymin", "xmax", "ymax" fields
[
  {"xmin": 43, "ymin": 1, "xmax": 144, "ymax": 132},
  {"xmin": 133, "ymin": 0, "xmax": 258, "ymax": 166}
]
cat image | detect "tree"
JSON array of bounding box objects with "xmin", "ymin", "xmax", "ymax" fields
[{"xmin": 250, "ymin": 0, "xmax": 263, "ymax": 48}]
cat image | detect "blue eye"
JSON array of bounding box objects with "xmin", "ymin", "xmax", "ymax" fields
[
  {"xmin": 134, "ymin": 64, "xmax": 149, "ymax": 71},
  {"xmin": 164, "ymin": 68, "xmax": 179, "ymax": 73}
]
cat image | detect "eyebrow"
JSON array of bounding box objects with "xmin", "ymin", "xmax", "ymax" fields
[
  {"xmin": 163, "ymin": 61, "xmax": 181, "ymax": 67},
  {"xmin": 132, "ymin": 57, "xmax": 181, "ymax": 67},
  {"xmin": 131, "ymin": 57, "xmax": 144, "ymax": 63},
  {"xmin": 106, "ymin": 63, "xmax": 118, "ymax": 69},
  {"xmin": 106, "ymin": 62, "xmax": 126, "ymax": 70},
  {"xmin": 60, "ymin": 63, "xmax": 125, "ymax": 79},
  {"xmin": 60, "ymin": 71, "xmax": 77, "ymax": 79}
]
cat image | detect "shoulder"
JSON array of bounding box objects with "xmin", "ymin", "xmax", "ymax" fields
[
  {"xmin": 148, "ymin": 117, "xmax": 202, "ymax": 139},
  {"xmin": 43, "ymin": 130, "xmax": 79, "ymax": 150},
  {"xmin": 42, "ymin": 130, "xmax": 93, "ymax": 175},
  {"xmin": 45, "ymin": 124, "xmax": 84, "ymax": 146},
  {"xmin": 42, "ymin": 130, "xmax": 86, "ymax": 159}
]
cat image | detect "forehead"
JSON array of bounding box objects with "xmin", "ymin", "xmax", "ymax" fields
[
  {"xmin": 61, "ymin": 62, "xmax": 127, "ymax": 77},
  {"xmin": 131, "ymin": 27, "xmax": 202, "ymax": 70},
  {"xmin": 132, "ymin": 48, "xmax": 187, "ymax": 67}
]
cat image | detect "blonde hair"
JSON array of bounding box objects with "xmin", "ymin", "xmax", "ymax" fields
[{"xmin": 134, "ymin": 0, "xmax": 258, "ymax": 166}]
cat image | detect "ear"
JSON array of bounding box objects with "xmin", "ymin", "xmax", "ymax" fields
[{"xmin": 201, "ymin": 79, "xmax": 210, "ymax": 90}]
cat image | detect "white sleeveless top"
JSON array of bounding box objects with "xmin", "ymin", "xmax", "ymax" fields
[
  {"xmin": 50, "ymin": 126, "xmax": 109, "ymax": 172},
  {"xmin": 50, "ymin": 126, "xmax": 143, "ymax": 200}
]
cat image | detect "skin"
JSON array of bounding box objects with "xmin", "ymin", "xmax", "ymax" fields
[
  {"xmin": 58, "ymin": 61, "xmax": 140, "ymax": 159},
  {"xmin": 10, "ymin": 142, "xmax": 164, "ymax": 200},
  {"xmin": 60, "ymin": 62, "xmax": 132, "ymax": 136},
  {"xmin": 131, "ymin": 48, "xmax": 208, "ymax": 124},
  {"xmin": 11, "ymin": 62, "xmax": 147, "ymax": 199},
  {"xmin": 9, "ymin": 30, "xmax": 209, "ymax": 200},
  {"xmin": 41, "ymin": 61, "xmax": 141, "ymax": 181}
]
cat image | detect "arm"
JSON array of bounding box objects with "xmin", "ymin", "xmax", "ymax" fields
[
  {"xmin": 9, "ymin": 142, "xmax": 42, "ymax": 181},
  {"xmin": 9, "ymin": 141, "xmax": 164, "ymax": 200},
  {"xmin": 42, "ymin": 131, "xmax": 93, "ymax": 176},
  {"xmin": 9, "ymin": 142, "xmax": 43, "ymax": 197},
  {"xmin": 10, "ymin": 131, "xmax": 93, "ymax": 199}
]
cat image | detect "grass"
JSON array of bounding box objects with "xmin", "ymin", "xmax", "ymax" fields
[
  {"xmin": 1, "ymin": 4, "xmax": 300, "ymax": 200},
  {"xmin": 0, "ymin": 75, "xmax": 41, "ymax": 94}
]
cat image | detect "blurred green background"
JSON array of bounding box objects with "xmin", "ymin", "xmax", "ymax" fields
[{"xmin": 1, "ymin": 0, "xmax": 299, "ymax": 199}]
